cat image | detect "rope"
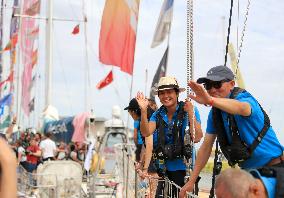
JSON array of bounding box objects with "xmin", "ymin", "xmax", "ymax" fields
[
  {"xmin": 224, "ymin": 0, "xmax": 234, "ymax": 67},
  {"xmin": 235, "ymin": 0, "xmax": 251, "ymax": 77}
]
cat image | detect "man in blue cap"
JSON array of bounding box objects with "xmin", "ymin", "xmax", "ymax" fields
[{"xmin": 179, "ymin": 65, "xmax": 283, "ymax": 197}]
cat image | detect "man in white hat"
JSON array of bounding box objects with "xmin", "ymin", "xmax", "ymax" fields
[{"xmin": 136, "ymin": 76, "xmax": 203, "ymax": 197}]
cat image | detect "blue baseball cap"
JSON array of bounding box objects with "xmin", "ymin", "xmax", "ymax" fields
[{"xmin": 197, "ymin": 65, "xmax": 235, "ymax": 83}]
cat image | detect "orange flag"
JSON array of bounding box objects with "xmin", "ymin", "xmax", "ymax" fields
[
  {"xmin": 31, "ymin": 49, "xmax": 38, "ymax": 68},
  {"xmin": 72, "ymin": 24, "xmax": 80, "ymax": 35},
  {"xmin": 96, "ymin": 71, "xmax": 113, "ymax": 90},
  {"xmin": 99, "ymin": 0, "xmax": 140, "ymax": 75},
  {"xmin": 1, "ymin": 34, "xmax": 18, "ymax": 52}
]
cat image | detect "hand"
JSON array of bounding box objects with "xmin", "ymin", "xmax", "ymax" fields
[
  {"xmin": 139, "ymin": 169, "xmax": 149, "ymax": 179},
  {"xmin": 188, "ymin": 81, "xmax": 211, "ymax": 105},
  {"xmin": 136, "ymin": 92, "xmax": 149, "ymax": 111},
  {"xmin": 179, "ymin": 181, "xmax": 194, "ymax": 198},
  {"xmin": 184, "ymin": 99, "xmax": 194, "ymax": 116}
]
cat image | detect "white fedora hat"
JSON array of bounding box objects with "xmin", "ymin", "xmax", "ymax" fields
[{"xmin": 153, "ymin": 76, "xmax": 185, "ymax": 95}]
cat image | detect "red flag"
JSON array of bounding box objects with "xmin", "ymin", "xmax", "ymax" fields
[
  {"xmin": 72, "ymin": 24, "xmax": 80, "ymax": 35},
  {"xmin": 96, "ymin": 71, "xmax": 113, "ymax": 90},
  {"xmin": 99, "ymin": 0, "xmax": 140, "ymax": 75},
  {"xmin": 6, "ymin": 71, "xmax": 14, "ymax": 82}
]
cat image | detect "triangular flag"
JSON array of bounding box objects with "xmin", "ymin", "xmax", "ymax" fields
[
  {"xmin": 1, "ymin": 34, "xmax": 18, "ymax": 52},
  {"xmin": 72, "ymin": 24, "xmax": 80, "ymax": 35},
  {"xmin": 0, "ymin": 115, "xmax": 11, "ymax": 129},
  {"xmin": 151, "ymin": 0, "xmax": 174, "ymax": 48},
  {"xmin": 31, "ymin": 49, "xmax": 38, "ymax": 68},
  {"xmin": 6, "ymin": 71, "xmax": 14, "ymax": 82},
  {"xmin": 96, "ymin": 71, "xmax": 113, "ymax": 90},
  {"xmin": 25, "ymin": 0, "xmax": 40, "ymax": 16},
  {"xmin": 149, "ymin": 47, "xmax": 168, "ymax": 100},
  {"xmin": 29, "ymin": 98, "xmax": 35, "ymax": 112}
]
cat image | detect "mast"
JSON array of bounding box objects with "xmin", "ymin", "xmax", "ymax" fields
[
  {"xmin": 0, "ymin": 0, "xmax": 4, "ymax": 84},
  {"xmin": 45, "ymin": 0, "xmax": 53, "ymax": 106}
]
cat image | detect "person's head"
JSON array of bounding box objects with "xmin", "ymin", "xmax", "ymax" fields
[
  {"xmin": 215, "ymin": 168, "xmax": 268, "ymax": 198},
  {"xmin": 34, "ymin": 132, "xmax": 42, "ymax": 141},
  {"xmin": 154, "ymin": 77, "xmax": 185, "ymax": 108},
  {"xmin": 45, "ymin": 132, "xmax": 52, "ymax": 139},
  {"xmin": 197, "ymin": 66, "xmax": 235, "ymax": 98},
  {"xmin": 124, "ymin": 98, "xmax": 141, "ymax": 120},
  {"xmin": 29, "ymin": 138, "xmax": 37, "ymax": 146},
  {"xmin": 148, "ymin": 98, "xmax": 158, "ymax": 111},
  {"xmin": 70, "ymin": 144, "xmax": 76, "ymax": 151}
]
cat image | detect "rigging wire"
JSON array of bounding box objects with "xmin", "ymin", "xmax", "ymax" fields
[
  {"xmin": 224, "ymin": 0, "xmax": 234, "ymax": 67},
  {"xmin": 235, "ymin": 0, "xmax": 251, "ymax": 77}
]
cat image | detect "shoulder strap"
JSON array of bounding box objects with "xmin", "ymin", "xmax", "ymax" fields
[{"xmin": 230, "ymin": 87, "xmax": 271, "ymax": 154}]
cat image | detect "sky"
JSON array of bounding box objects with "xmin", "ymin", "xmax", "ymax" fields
[{"xmin": 2, "ymin": 0, "xmax": 284, "ymax": 143}]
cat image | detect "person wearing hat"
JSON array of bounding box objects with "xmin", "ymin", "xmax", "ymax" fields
[
  {"xmin": 214, "ymin": 167, "xmax": 281, "ymax": 198},
  {"xmin": 179, "ymin": 65, "xmax": 284, "ymax": 197},
  {"xmin": 136, "ymin": 76, "xmax": 203, "ymax": 197}
]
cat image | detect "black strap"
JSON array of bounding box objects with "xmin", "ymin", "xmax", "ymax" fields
[{"xmin": 248, "ymin": 104, "xmax": 270, "ymax": 154}]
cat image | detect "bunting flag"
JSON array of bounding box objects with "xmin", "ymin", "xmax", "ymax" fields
[
  {"xmin": 0, "ymin": 71, "xmax": 14, "ymax": 88},
  {"xmin": 0, "ymin": 94, "xmax": 13, "ymax": 107},
  {"xmin": 31, "ymin": 49, "xmax": 38, "ymax": 68},
  {"xmin": 151, "ymin": 0, "xmax": 174, "ymax": 48},
  {"xmin": 149, "ymin": 47, "xmax": 168, "ymax": 100},
  {"xmin": 1, "ymin": 34, "xmax": 18, "ymax": 52},
  {"xmin": 0, "ymin": 115, "xmax": 11, "ymax": 129},
  {"xmin": 71, "ymin": 24, "xmax": 80, "ymax": 35},
  {"xmin": 96, "ymin": 71, "xmax": 113, "ymax": 90},
  {"xmin": 25, "ymin": 0, "xmax": 40, "ymax": 16},
  {"xmin": 99, "ymin": 0, "xmax": 140, "ymax": 75},
  {"xmin": 28, "ymin": 75, "xmax": 36, "ymax": 91},
  {"xmin": 29, "ymin": 97, "xmax": 35, "ymax": 112}
]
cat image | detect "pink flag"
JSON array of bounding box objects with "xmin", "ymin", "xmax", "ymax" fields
[{"xmin": 99, "ymin": 0, "xmax": 140, "ymax": 75}]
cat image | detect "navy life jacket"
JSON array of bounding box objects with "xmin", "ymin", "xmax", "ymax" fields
[
  {"xmin": 213, "ymin": 87, "xmax": 270, "ymax": 166},
  {"xmin": 257, "ymin": 166, "xmax": 284, "ymax": 198},
  {"xmin": 153, "ymin": 101, "xmax": 190, "ymax": 160}
]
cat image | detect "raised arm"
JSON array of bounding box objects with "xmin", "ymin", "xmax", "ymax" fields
[
  {"xmin": 136, "ymin": 92, "xmax": 156, "ymax": 137},
  {"xmin": 188, "ymin": 81, "xmax": 251, "ymax": 116}
]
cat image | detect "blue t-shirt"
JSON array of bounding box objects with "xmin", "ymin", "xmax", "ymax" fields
[
  {"xmin": 206, "ymin": 91, "xmax": 284, "ymax": 169},
  {"xmin": 249, "ymin": 169, "xmax": 276, "ymax": 198},
  {"xmin": 150, "ymin": 103, "xmax": 201, "ymax": 171},
  {"xmin": 134, "ymin": 120, "xmax": 144, "ymax": 145}
]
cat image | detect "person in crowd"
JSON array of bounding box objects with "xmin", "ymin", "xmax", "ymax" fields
[
  {"xmin": 215, "ymin": 168, "xmax": 280, "ymax": 198},
  {"xmin": 39, "ymin": 132, "xmax": 57, "ymax": 162},
  {"xmin": 125, "ymin": 98, "xmax": 157, "ymax": 197},
  {"xmin": 136, "ymin": 76, "xmax": 203, "ymax": 197},
  {"xmin": 25, "ymin": 138, "xmax": 41, "ymax": 173},
  {"xmin": 179, "ymin": 65, "xmax": 284, "ymax": 197},
  {"xmin": 14, "ymin": 140, "xmax": 27, "ymax": 166},
  {"xmin": 57, "ymin": 141, "xmax": 67, "ymax": 160},
  {"xmin": 69, "ymin": 144, "xmax": 82, "ymax": 163},
  {"xmin": 5, "ymin": 116, "xmax": 17, "ymax": 141},
  {"xmin": 0, "ymin": 137, "xmax": 17, "ymax": 198},
  {"xmin": 34, "ymin": 132, "xmax": 42, "ymax": 145}
]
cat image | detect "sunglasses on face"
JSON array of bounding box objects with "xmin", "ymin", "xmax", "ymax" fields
[{"xmin": 204, "ymin": 79, "xmax": 231, "ymax": 90}]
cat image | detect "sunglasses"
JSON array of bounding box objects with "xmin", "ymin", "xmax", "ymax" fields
[{"xmin": 204, "ymin": 79, "xmax": 231, "ymax": 90}]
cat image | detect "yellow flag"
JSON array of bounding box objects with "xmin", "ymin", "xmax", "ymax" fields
[{"xmin": 228, "ymin": 43, "xmax": 245, "ymax": 89}]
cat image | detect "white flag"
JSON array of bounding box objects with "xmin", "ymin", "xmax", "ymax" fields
[{"xmin": 151, "ymin": 0, "xmax": 174, "ymax": 48}]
